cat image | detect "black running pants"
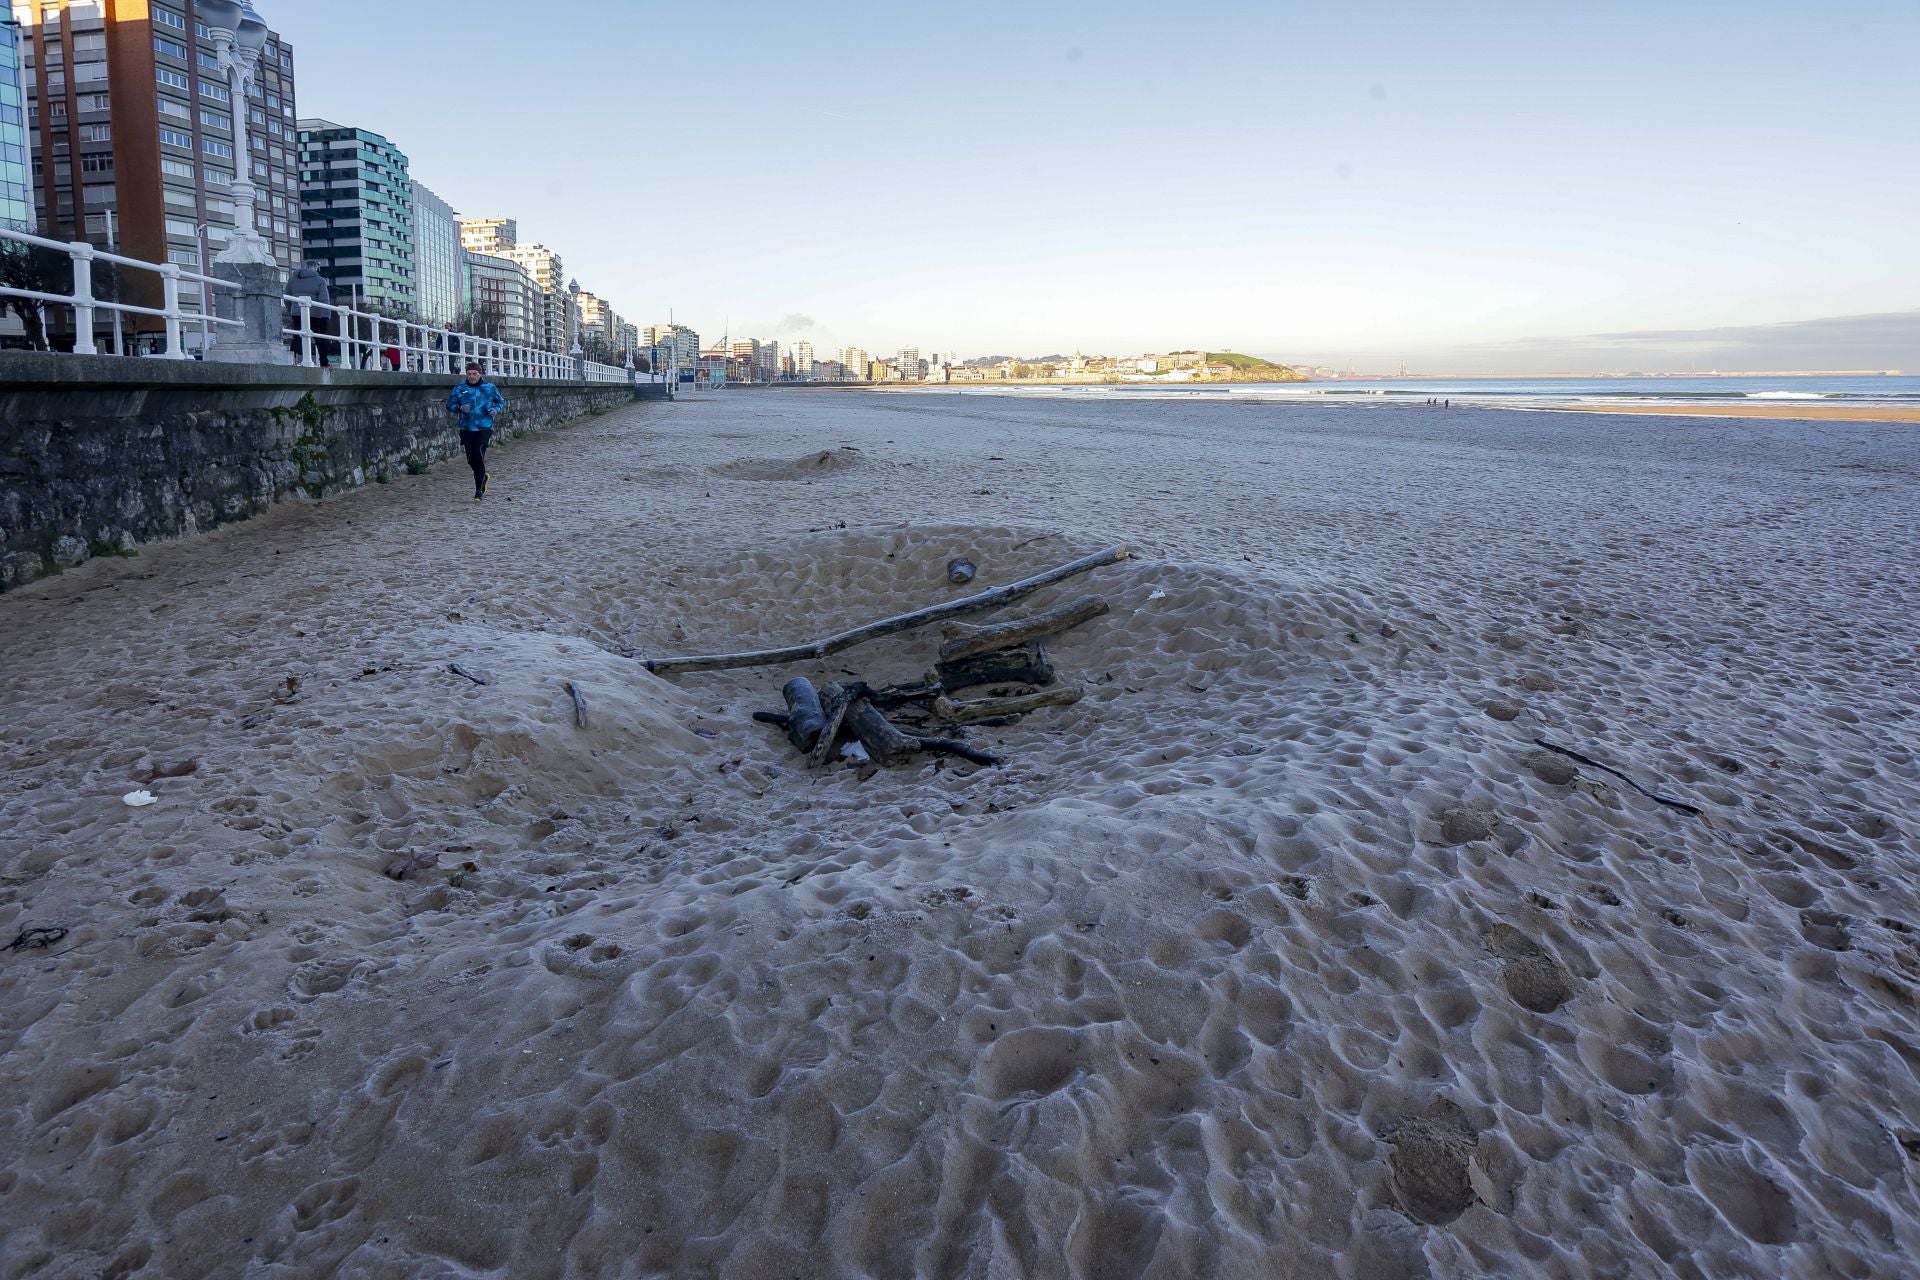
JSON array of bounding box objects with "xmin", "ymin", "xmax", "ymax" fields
[{"xmin": 460, "ymin": 428, "xmax": 492, "ymax": 493}]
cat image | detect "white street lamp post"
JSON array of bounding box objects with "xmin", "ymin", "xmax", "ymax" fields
[{"xmin": 201, "ymin": 1, "xmax": 274, "ymax": 268}]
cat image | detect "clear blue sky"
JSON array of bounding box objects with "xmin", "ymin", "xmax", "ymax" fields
[{"xmin": 277, "ymin": 1, "xmax": 1920, "ymax": 371}]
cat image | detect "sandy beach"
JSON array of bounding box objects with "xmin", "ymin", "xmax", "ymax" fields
[
  {"xmin": 2, "ymin": 390, "xmax": 1917, "ymax": 1278},
  {"xmin": 1544, "ymin": 402, "xmax": 1920, "ymax": 425}
]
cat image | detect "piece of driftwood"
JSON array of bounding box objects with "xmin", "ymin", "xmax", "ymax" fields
[
  {"xmin": 934, "ymin": 686, "xmax": 1082, "ymax": 724},
  {"xmin": 807, "ymin": 681, "xmax": 858, "ymax": 769},
  {"xmin": 846, "ymin": 698, "xmax": 1002, "ymax": 767},
  {"xmin": 642, "ymin": 544, "xmax": 1130, "ymax": 674},
  {"xmin": 899, "ymin": 726, "xmax": 1002, "ymax": 767},
  {"xmin": 782, "ymin": 677, "xmax": 827, "ymax": 752},
  {"xmin": 448, "ymin": 662, "xmax": 489, "ymax": 686},
  {"xmin": 936, "ymin": 641, "xmax": 1054, "ymax": 694},
  {"xmin": 565, "ymin": 681, "xmax": 589, "ymax": 729},
  {"xmin": 1533, "ymin": 738, "xmax": 1704, "ymax": 816},
  {"xmin": 752, "ymin": 710, "xmax": 790, "ymax": 727},
  {"xmin": 939, "ymin": 595, "xmax": 1108, "ymax": 663},
  {"xmin": 845, "ymin": 697, "xmax": 919, "ymax": 767}
]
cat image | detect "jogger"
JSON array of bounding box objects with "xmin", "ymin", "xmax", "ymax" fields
[{"xmin": 446, "ymin": 363, "xmax": 506, "ymax": 500}]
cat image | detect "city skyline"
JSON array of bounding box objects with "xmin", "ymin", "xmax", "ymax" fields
[{"xmin": 273, "ymin": 0, "xmax": 1919, "ymax": 372}]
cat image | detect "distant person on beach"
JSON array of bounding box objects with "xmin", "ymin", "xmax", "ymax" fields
[{"xmin": 447, "ymin": 363, "xmax": 505, "ymax": 501}]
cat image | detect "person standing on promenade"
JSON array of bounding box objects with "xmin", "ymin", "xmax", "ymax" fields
[{"xmin": 447, "ymin": 362, "xmax": 505, "ymax": 500}]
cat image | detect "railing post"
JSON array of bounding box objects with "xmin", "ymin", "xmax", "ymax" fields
[
  {"xmin": 69, "ymin": 241, "xmax": 98, "ymax": 355},
  {"xmin": 297, "ymin": 299, "xmax": 315, "ymax": 367},
  {"xmin": 158, "ymin": 263, "xmax": 185, "ymax": 359}
]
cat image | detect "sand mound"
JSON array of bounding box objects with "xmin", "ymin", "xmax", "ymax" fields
[{"xmin": 708, "ymin": 446, "xmax": 864, "ymax": 481}]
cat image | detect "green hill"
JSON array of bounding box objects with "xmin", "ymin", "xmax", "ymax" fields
[{"xmin": 1203, "ymin": 352, "xmax": 1307, "ymax": 380}]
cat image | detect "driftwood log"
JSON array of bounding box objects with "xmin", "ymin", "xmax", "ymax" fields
[
  {"xmin": 938, "ymin": 595, "xmax": 1108, "ymax": 664},
  {"xmin": 806, "ymin": 682, "xmax": 858, "ymax": 769},
  {"xmin": 643, "ymin": 544, "xmax": 1130, "ymax": 674},
  {"xmin": 937, "ymin": 641, "xmax": 1054, "ymax": 694},
  {"xmin": 845, "ymin": 697, "xmax": 919, "ymax": 767},
  {"xmin": 934, "ymin": 686, "xmax": 1082, "ymax": 724},
  {"xmin": 564, "ymin": 681, "xmax": 589, "ymax": 729},
  {"xmin": 845, "ymin": 698, "xmax": 1001, "ymax": 767},
  {"xmin": 782, "ymin": 677, "xmax": 827, "ymax": 752}
]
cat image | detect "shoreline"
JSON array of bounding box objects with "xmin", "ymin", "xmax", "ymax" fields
[{"xmin": 1532, "ymin": 401, "xmax": 1920, "ymax": 424}]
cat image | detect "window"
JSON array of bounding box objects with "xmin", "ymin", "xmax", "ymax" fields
[
  {"xmin": 165, "ymin": 216, "xmax": 197, "ymax": 237},
  {"xmin": 82, "ymin": 93, "xmax": 110, "ymax": 111},
  {"xmin": 71, "ymin": 33, "xmax": 105, "ymax": 53},
  {"xmin": 198, "ymin": 50, "xmax": 220, "ymax": 71},
  {"xmin": 200, "ymin": 110, "xmax": 229, "ymax": 131},
  {"xmin": 265, "ymin": 93, "xmax": 279, "ymax": 108},
  {"xmin": 202, "ymin": 138, "xmax": 233, "ymax": 158},
  {"xmin": 199, "ymin": 81, "xmax": 229, "ymax": 103},
  {"xmin": 161, "ymin": 157, "xmax": 196, "ymax": 180},
  {"xmin": 164, "ymin": 186, "xmax": 196, "ymax": 207},
  {"xmin": 157, "ymin": 67, "xmax": 188, "ymax": 90},
  {"xmin": 168, "ymin": 247, "xmax": 200, "ymax": 266},
  {"xmin": 80, "ymin": 152, "xmax": 112, "ymax": 171},
  {"xmin": 159, "ymin": 127, "xmax": 193, "ymax": 149},
  {"xmin": 153, "ymin": 36, "xmax": 187, "ymax": 60},
  {"xmin": 153, "ymin": 7, "xmax": 187, "ymax": 31},
  {"xmin": 156, "ymin": 97, "xmax": 190, "ymax": 119},
  {"xmin": 205, "ymin": 167, "xmax": 232, "ymax": 186},
  {"xmin": 250, "ymin": 107, "xmax": 265, "ymax": 124},
  {"xmin": 79, "ymin": 123, "xmax": 111, "ymax": 142}
]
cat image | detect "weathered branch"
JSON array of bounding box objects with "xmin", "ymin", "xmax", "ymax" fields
[
  {"xmin": 642, "ymin": 544, "xmax": 1130, "ymax": 674},
  {"xmin": 565, "ymin": 681, "xmax": 589, "ymax": 729},
  {"xmin": 934, "ymin": 686, "xmax": 1082, "ymax": 724},
  {"xmin": 938, "ymin": 595, "xmax": 1109, "ymax": 663},
  {"xmin": 1532, "ymin": 738, "xmax": 1704, "ymax": 817},
  {"xmin": 899, "ymin": 728, "xmax": 1003, "ymax": 767},
  {"xmin": 448, "ymin": 662, "xmax": 489, "ymax": 686}
]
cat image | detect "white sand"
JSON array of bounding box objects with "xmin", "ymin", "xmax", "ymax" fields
[{"xmin": 1, "ymin": 393, "xmax": 1917, "ymax": 1278}]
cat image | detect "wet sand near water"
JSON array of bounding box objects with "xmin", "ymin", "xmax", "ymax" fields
[
  {"xmin": 1541, "ymin": 401, "xmax": 1920, "ymax": 424},
  {"xmin": 1, "ymin": 392, "xmax": 1917, "ymax": 1278}
]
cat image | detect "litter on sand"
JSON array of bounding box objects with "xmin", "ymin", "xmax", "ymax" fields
[{"xmin": 122, "ymin": 790, "xmax": 157, "ymax": 807}]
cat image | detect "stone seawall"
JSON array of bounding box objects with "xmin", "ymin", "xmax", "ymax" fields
[{"xmin": 0, "ymin": 354, "xmax": 660, "ymax": 591}]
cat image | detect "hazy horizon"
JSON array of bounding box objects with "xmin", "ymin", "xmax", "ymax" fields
[{"xmin": 277, "ymin": 1, "xmax": 1919, "ymax": 368}]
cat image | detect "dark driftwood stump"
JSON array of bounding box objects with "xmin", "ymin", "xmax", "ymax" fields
[
  {"xmin": 782, "ymin": 677, "xmax": 827, "ymax": 752},
  {"xmin": 938, "ymin": 595, "xmax": 1108, "ymax": 663},
  {"xmin": 936, "ymin": 641, "xmax": 1054, "ymax": 694}
]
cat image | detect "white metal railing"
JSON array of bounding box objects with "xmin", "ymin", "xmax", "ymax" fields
[
  {"xmin": 2, "ymin": 225, "xmax": 646, "ymax": 383},
  {"xmin": 0, "ymin": 224, "xmax": 241, "ymax": 358}
]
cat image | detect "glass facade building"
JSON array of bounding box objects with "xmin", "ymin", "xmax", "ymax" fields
[
  {"xmin": 296, "ymin": 118, "xmax": 414, "ymax": 312},
  {"xmin": 409, "ymin": 178, "xmax": 460, "ymax": 325},
  {"xmin": 0, "ymin": 15, "xmax": 27, "ymax": 228}
]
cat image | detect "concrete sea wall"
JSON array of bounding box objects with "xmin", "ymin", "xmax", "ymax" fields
[{"xmin": 0, "ymin": 354, "xmax": 660, "ymax": 591}]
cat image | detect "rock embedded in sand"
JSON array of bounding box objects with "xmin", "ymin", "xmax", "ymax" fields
[
  {"xmin": 1527, "ymin": 751, "xmax": 1578, "ymax": 785},
  {"xmin": 1438, "ymin": 807, "xmax": 1494, "ymax": 845},
  {"xmin": 1484, "ymin": 698, "xmax": 1524, "ymax": 722},
  {"xmin": 1518, "ymin": 672, "xmax": 1558, "ymax": 692}
]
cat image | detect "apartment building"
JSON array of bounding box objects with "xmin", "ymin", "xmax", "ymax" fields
[
  {"xmin": 457, "ymin": 214, "xmax": 569, "ymax": 352},
  {"xmin": 642, "ymin": 322, "xmax": 697, "ymax": 371},
  {"xmin": 409, "ymin": 178, "xmax": 460, "ymax": 325},
  {"xmin": 11, "ymin": 0, "xmax": 302, "ymax": 339},
  {"xmin": 461, "ymin": 249, "xmax": 539, "ymax": 347},
  {"xmin": 295, "ymin": 118, "xmax": 413, "ymax": 312},
  {"xmin": 792, "ymin": 339, "xmax": 814, "ymax": 378}
]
